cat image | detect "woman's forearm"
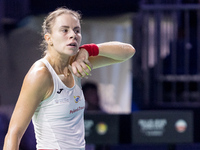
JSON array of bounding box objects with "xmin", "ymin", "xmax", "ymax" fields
[
  {"xmin": 97, "ymin": 41, "xmax": 136, "ymax": 61},
  {"xmin": 3, "ymin": 132, "xmax": 20, "ymax": 150}
]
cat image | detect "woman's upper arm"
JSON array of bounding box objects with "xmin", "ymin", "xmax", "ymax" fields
[
  {"xmin": 7, "ymin": 63, "xmax": 52, "ymax": 138},
  {"xmin": 89, "ymin": 41, "xmax": 136, "ymax": 69}
]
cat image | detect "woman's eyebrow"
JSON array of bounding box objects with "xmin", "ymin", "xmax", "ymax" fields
[
  {"xmin": 60, "ymin": 25, "xmax": 80, "ymax": 28},
  {"xmin": 74, "ymin": 26, "xmax": 81, "ymax": 30},
  {"xmin": 60, "ymin": 25, "xmax": 70, "ymax": 29}
]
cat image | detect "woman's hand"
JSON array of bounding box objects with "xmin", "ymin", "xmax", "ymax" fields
[{"xmin": 70, "ymin": 49, "xmax": 93, "ymax": 78}]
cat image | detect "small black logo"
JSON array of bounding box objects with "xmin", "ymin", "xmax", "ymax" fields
[{"xmin": 57, "ymin": 88, "xmax": 64, "ymax": 94}]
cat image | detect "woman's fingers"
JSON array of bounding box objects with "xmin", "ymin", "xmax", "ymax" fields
[{"xmin": 70, "ymin": 61, "xmax": 92, "ymax": 78}]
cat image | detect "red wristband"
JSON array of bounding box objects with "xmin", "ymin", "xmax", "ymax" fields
[{"xmin": 79, "ymin": 43, "xmax": 99, "ymax": 56}]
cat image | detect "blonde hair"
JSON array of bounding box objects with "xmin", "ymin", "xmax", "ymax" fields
[{"xmin": 40, "ymin": 7, "xmax": 82, "ymax": 55}]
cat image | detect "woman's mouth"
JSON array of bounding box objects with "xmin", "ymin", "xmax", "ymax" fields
[{"xmin": 67, "ymin": 42, "xmax": 77, "ymax": 47}]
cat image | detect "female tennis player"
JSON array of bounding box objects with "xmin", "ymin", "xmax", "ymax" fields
[{"xmin": 3, "ymin": 7, "xmax": 135, "ymax": 150}]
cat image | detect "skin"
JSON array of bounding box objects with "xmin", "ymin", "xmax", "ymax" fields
[{"xmin": 3, "ymin": 13, "xmax": 135, "ymax": 150}]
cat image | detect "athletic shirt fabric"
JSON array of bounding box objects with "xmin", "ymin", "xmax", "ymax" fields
[{"xmin": 32, "ymin": 59, "xmax": 85, "ymax": 150}]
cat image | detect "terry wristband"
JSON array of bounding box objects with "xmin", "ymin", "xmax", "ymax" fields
[{"xmin": 79, "ymin": 43, "xmax": 99, "ymax": 56}]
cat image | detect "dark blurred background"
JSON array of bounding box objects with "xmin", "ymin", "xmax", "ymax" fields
[{"xmin": 1, "ymin": 0, "xmax": 200, "ymax": 150}]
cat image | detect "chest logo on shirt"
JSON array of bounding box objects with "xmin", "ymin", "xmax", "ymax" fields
[
  {"xmin": 74, "ymin": 96, "xmax": 81, "ymax": 103},
  {"xmin": 57, "ymin": 88, "xmax": 64, "ymax": 94}
]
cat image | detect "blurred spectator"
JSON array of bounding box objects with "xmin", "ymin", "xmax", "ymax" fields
[
  {"xmin": 82, "ymin": 82, "xmax": 104, "ymax": 150},
  {"xmin": 82, "ymin": 82, "xmax": 102, "ymax": 112}
]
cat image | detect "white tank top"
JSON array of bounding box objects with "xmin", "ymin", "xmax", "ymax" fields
[{"xmin": 32, "ymin": 59, "xmax": 85, "ymax": 150}]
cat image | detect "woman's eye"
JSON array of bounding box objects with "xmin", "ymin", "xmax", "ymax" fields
[
  {"xmin": 62, "ymin": 29, "xmax": 68, "ymax": 33},
  {"xmin": 75, "ymin": 30, "xmax": 80, "ymax": 34}
]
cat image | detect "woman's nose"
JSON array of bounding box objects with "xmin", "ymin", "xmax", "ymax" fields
[{"xmin": 69, "ymin": 30, "xmax": 76, "ymax": 39}]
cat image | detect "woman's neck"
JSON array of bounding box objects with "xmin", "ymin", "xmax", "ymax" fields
[{"xmin": 44, "ymin": 52, "xmax": 71, "ymax": 75}]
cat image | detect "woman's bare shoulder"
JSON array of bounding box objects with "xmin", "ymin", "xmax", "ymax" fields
[{"xmin": 24, "ymin": 59, "xmax": 52, "ymax": 88}]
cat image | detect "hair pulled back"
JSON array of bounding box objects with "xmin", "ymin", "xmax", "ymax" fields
[{"xmin": 40, "ymin": 7, "xmax": 81, "ymax": 55}]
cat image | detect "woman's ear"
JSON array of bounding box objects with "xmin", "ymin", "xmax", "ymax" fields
[{"xmin": 44, "ymin": 33, "xmax": 53, "ymax": 46}]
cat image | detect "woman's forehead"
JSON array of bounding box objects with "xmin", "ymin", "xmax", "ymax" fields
[{"xmin": 54, "ymin": 13, "xmax": 80, "ymax": 26}]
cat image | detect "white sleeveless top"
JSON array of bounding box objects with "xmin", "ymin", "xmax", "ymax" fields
[{"xmin": 32, "ymin": 59, "xmax": 85, "ymax": 150}]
